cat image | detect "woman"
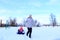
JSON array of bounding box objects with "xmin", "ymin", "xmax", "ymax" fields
[{"xmin": 25, "ymin": 15, "xmax": 34, "ymax": 38}]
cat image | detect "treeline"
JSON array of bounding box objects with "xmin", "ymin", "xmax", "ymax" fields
[
  {"xmin": 0, "ymin": 13, "xmax": 59, "ymax": 27},
  {"xmin": 0, "ymin": 18, "xmax": 17, "ymax": 27}
]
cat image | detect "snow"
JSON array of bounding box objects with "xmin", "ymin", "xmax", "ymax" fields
[{"xmin": 0, "ymin": 26, "xmax": 60, "ymax": 40}]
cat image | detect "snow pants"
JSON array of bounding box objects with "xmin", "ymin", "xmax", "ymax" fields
[{"xmin": 26, "ymin": 28, "xmax": 32, "ymax": 38}]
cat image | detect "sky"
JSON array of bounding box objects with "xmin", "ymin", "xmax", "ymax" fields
[{"xmin": 0, "ymin": 0, "xmax": 60, "ymax": 24}]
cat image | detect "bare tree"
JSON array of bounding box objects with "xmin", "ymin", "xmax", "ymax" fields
[
  {"xmin": 9, "ymin": 18, "xmax": 17, "ymax": 26},
  {"xmin": 50, "ymin": 13, "xmax": 57, "ymax": 26},
  {"xmin": 0, "ymin": 19, "xmax": 2, "ymax": 26}
]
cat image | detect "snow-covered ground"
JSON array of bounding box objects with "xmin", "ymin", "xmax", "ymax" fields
[{"xmin": 0, "ymin": 26, "xmax": 60, "ymax": 40}]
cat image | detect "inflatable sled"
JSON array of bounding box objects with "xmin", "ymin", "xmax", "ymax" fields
[{"xmin": 17, "ymin": 26, "xmax": 25, "ymax": 35}]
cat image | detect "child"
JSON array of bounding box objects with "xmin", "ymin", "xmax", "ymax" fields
[{"xmin": 17, "ymin": 26, "xmax": 25, "ymax": 35}]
